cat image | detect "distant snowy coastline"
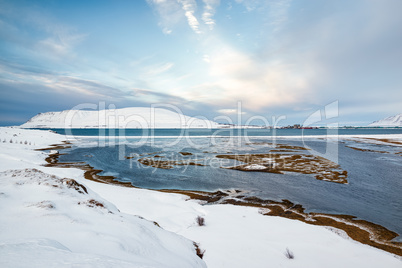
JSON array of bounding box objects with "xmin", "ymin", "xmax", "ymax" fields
[{"xmin": 0, "ymin": 127, "xmax": 401, "ymax": 267}]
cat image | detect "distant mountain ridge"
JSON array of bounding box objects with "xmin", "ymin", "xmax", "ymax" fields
[
  {"xmin": 368, "ymin": 114, "xmax": 402, "ymax": 127},
  {"xmin": 20, "ymin": 107, "xmax": 221, "ymax": 129}
]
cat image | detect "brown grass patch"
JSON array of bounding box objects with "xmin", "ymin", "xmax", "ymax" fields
[
  {"xmin": 363, "ymin": 138, "xmax": 402, "ymax": 146},
  {"xmin": 216, "ymin": 153, "xmax": 348, "ymax": 184},
  {"xmin": 346, "ymin": 145, "xmax": 388, "ymax": 154},
  {"xmin": 193, "ymin": 242, "xmax": 206, "ymax": 259},
  {"xmin": 179, "ymin": 152, "xmax": 193, "ymax": 156}
]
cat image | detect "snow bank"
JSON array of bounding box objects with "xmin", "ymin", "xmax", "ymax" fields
[
  {"xmin": 243, "ymin": 164, "xmax": 269, "ymax": 170},
  {"xmin": 0, "ymin": 168, "xmax": 205, "ymax": 268},
  {"xmin": 0, "ymin": 128, "xmax": 65, "ymax": 170},
  {"xmin": 20, "ymin": 107, "xmax": 221, "ymax": 129},
  {"xmin": 0, "ymin": 239, "xmax": 140, "ymax": 268},
  {"xmin": 83, "ymin": 178, "xmax": 401, "ymax": 268},
  {"xmin": 0, "ymin": 127, "xmax": 63, "ymax": 148}
]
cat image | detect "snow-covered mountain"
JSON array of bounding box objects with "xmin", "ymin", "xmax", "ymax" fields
[
  {"xmin": 20, "ymin": 107, "xmax": 221, "ymax": 129},
  {"xmin": 368, "ymin": 114, "xmax": 402, "ymax": 127}
]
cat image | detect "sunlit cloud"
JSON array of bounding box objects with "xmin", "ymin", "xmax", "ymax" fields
[{"xmin": 177, "ymin": 40, "xmax": 313, "ymax": 111}]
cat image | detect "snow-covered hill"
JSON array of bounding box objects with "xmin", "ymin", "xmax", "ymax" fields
[
  {"xmin": 20, "ymin": 107, "xmax": 221, "ymax": 129},
  {"xmin": 369, "ymin": 114, "xmax": 402, "ymax": 127}
]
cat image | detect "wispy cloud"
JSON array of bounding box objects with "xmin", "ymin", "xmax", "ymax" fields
[
  {"xmin": 28, "ymin": 11, "xmax": 86, "ymax": 57},
  {"xmin": 146, "ymin": 0, "xmax": 183, "ymax": 34},
  {"xmin": 54, "ymin": 77, "xmax": 133, "ymax": 99},
  {"xmin": 144, "ymin": 62, "xmax": 175, "ymax": 76},
  {"xmin": 234, "ymin": 0, "xmax": 263, "ymax": 12},
  {"xmin": 37, "ymin": 33, "xmax": 86, "ymax": 58},
  {"xmin": 134, "ymin": 88, "xmax": 188, "ymax": 104},
  {"xmin": 177, "ymin": 0, "xmax": 201, "ymax": 34},
  {"xmin": 202, "ymin": 0, "xmax": 219, "ymax": 30},
  {"xmin": 0, "ymin": 58, "xmax": 132, "ymax": 100},
  {"xmin": 267, "ymin": 0, "xmax": 292, "ymax": 32},
  {"xmin": 147, "ymin": 0, "xmax": 220, "ymax": 34},
  {"xmin": 234, "ymin": 0, "xmax": 291, "ymax": 33},
  {"xmin": 0, "ymin": 59, "xmax": 54, "ymax": 77},
  {"xmin": 0, "ymin": 2, "xmax": 86, "ymax": 58}
]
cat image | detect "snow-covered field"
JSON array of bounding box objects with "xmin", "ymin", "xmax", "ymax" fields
[{"xmin": 0, "ymin": 127, "xmax": 401, "ymax": 267}]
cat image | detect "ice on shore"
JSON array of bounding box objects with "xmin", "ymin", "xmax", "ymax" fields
[{"xmin": 243, "ymin": 164, "xmax": 269, "ymax": 170}]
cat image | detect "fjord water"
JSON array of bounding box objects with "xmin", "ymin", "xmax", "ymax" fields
[{"xmin": 55, "ymin": 128, "xmax": 402, "ymax": 240}]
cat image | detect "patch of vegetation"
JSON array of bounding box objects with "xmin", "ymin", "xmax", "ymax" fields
[
  {"xmin": 284, "ymin": 247, "xmax": 294, "ymax": 259},
  {"xmin": 196, "ymin": 216, "xmax": 205, "ymax": 226}
]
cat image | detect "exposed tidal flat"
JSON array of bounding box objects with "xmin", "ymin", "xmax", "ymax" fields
[{"xmin": 40, "ymin": 128, "xmax": 402, "ymax": 256}]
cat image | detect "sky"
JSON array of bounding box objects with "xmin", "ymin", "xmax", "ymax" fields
[{"xmin": 0, "ymin": 0, "xmax": 401, "ymax": 126}]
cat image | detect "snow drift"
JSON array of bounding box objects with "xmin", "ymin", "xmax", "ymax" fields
[{"xmin": 20, "ymin": 107, "xmax": 221, "ymax": 129}]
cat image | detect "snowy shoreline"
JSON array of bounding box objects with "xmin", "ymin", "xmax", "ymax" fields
[
  {"xmin": 44, "ymin": 140, "xmax": 402, "ymax": 256},
  {"xmin": 0, "ymin": 127, "xmax": 401, "ymax": 267},
  {"xmin": 63, "ymin": 133, "xmax": 402, "ymax": 139}
]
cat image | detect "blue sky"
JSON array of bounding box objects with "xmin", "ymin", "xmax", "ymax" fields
[{"xmin": 0, "ymin": 0, "xmax": 401, "ymax": 126}]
